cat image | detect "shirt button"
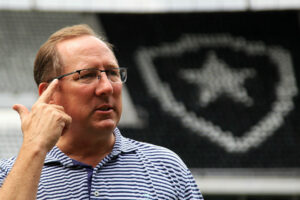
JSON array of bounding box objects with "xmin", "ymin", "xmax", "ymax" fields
[{"xmin": 94, "ymin": 190, "xmax": 100, "ymax": 197}]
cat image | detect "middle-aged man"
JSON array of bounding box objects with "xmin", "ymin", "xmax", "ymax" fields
[{"xmin": 0, "ymin": 24, "xmax": 204, "ymax": 199}]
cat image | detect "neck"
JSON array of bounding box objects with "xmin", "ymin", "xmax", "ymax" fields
[{"xmin": 56, "ymin": 128, "xmax": 115, "ymax": 167}]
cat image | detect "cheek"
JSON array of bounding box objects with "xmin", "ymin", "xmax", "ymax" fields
[
  {"xmin": 114, "ymin": 85, "xmax": 123, "ymax": 110},
  {"xmin": 58, "ymin": 84, "xmax": 94, "ymax": 109},
  {"xmin": 114, "ymin": 84, "xmax": 122, "ymax": 99}
]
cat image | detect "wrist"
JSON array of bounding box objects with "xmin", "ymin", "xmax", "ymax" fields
[{"xmin": 19, "ymin": 142, "xmax": 49, "ymax": 160}]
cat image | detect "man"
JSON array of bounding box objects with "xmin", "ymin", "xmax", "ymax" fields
[{"xmin": 0, "ymin": 24, "xmax": 203, "ymax": 199}]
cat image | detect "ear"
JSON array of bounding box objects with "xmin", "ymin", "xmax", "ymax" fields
[
  {"xmin": 38, "ymin": 82, "xmax": 49, "ymax": 96},
  {"xmin": 39, "ymin": 82, "xmax": 59, "ymax": 104}
]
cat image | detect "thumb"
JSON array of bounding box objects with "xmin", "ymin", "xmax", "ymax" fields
[{"xmin": 12, "ymin": 104, "xmax": 29, "ymax": 121}]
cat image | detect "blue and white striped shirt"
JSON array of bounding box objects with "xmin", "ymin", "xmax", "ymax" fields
[{"xmin": 0, "ymin": 128, "xmax": 203, "ymax": 199}]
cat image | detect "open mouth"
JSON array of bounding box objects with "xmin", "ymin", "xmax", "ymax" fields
[
  {"xmin": 96, "ymin": 105, "xmax": 113, "ymax": 112},
  {"xmin": 98, "ymin": 107, "xmax": 111, "ymax": 111}
]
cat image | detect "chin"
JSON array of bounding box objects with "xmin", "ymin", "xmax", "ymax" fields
[{"xmin": 92, "ymin": 119, "xmax": 117, "ymax": 133}]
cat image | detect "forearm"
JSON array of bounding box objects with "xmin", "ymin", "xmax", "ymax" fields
[
  {"xmin": 0, "ymin": 79, "xmax": 71, "ymax": 199},
  {"xmin": 0, "ymin": 144, "xmax": 47, "ymax": 200}
]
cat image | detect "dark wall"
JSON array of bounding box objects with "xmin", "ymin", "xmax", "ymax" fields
[{"xmin": 99, "ymin": 11, "xmax": 300, "ymax": 169}]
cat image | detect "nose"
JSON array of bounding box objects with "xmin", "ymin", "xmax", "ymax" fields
[{"xmin": 94, "ymin": 72, "xmax": 113, "ymax": 96}]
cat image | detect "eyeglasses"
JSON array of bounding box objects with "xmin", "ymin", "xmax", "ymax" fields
[{"xmin": 47, "ymin": 67, "xmax": 127, "ymax": 84}]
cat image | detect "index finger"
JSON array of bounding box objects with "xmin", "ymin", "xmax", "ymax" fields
[{"xmin": 38, "ymin": 79, "xmax": 59, "ymax": 104}]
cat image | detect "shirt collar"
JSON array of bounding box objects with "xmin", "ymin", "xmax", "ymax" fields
[
  {"xmin": 111, "ymin": 127, "xmax": 137, "ymax": 155},
  {"xmin": 44, "ymin": 128, "xmax": 137, "ymax": 167}
]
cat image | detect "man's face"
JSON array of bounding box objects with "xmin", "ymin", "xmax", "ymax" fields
[{"xmin": 54, "ymin": 35, "xmax": 122, "ymax": 134}]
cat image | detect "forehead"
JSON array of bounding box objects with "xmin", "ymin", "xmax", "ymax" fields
[{"xmin": 57, "ymin": 35, "xmax": 118, "ymax": 71}]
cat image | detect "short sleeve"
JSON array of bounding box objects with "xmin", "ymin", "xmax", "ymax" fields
[
  {"xmin": 183, "ymin": 168, "xmax": 204, "ymax": 199},
  {"xmin": 0, "ymin": 158, "xmax": 15, "ymax": 187}
]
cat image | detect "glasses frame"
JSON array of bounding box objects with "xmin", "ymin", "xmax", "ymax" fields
[{"xmin": 47, "ymin": 67, "xmax": 127, "ymax": 83}]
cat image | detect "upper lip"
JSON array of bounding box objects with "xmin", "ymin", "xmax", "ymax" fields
[{"xmin": 95, "ymin": 104, "xmax": 113, "ymax": 111}]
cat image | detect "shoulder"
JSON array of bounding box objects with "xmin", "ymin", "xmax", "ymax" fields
[
  {"xmin": 126, "ymin": 138, "xmax": 188, "ymax": 171},
  {"xmin": 0, "ymin": 157, "xmax": 16, "ymax": 172},
  {"xmin": 123, "ymin": 137, "xmax": 203, "ymax": 198},
  {"xmin": 0, "ymin": 157, "xmax": 16, "ymax": 183}
]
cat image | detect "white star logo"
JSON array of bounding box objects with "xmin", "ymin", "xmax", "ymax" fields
[
  {"xmin": 180, "ymin": 51, "xmax": 256, "ymax": 107},
  {"xmin": 135, "ymin": 34, "xmax": 297, "ymax": 152}
]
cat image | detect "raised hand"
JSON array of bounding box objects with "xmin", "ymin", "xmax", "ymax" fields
[{"xmin": 13, "ymin": 79, "xmax": 72, "ymax": 153}]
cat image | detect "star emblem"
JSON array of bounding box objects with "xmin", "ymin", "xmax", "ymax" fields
[
  {"xmin": 180, "ymin": 51, "xmax": 256, "ymax": 107},
  {"xmin": 136, "ymin": 34, "xmax": 297, "ymax": 152}
]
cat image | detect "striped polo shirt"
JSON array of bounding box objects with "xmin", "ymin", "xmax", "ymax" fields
[{"xmin": 0, "ymin": 128, "xmax": 204, "ymax": 199}]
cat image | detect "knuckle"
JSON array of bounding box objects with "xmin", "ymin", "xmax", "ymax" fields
[
  {"xmin": 53, "ymin": 112, "xmax": 62, "ymax": 119},
  {"xmin": 33, "ymin": 103, "xmax": 46, "ymax": 111},
  {"xmin": 66, "ymin": 116, "xmax": 72, "ymax": 123},
  {"xmin": 57, "ymin": 105, "xmax": 65, "ymax": 111}
]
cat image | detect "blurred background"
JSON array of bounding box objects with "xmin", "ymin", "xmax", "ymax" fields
[{"xmin": 0, "ymin": 0, "xmax": 300, "ymax": 199}]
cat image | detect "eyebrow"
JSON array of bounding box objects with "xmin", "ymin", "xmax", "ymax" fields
[
  {"xmin": 81, "ymin": 63, "xmax": 119, "ymax": 70},
  {"xmin": 103, "ymin": 63, "xmax": 119, "ymax": 69}
]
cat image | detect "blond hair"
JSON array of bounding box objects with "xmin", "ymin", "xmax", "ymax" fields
[{"xmin": 33, "ymin": 24, "xmax": 112, "ymax": 85}]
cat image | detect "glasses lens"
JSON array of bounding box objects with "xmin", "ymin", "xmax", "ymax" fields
[
  {"xmin": 119, "ymin": 68, "xmax": 127, "ymax": 83},
  {"xmin": 107, "ymin": 68, "xmax": 127, "ymax": 83},
  {"xmin": 107, "ymin": 68, "xmax": 121, "ymax": 82},
  {"xmin": 77, "ymin": 68, "xmax": 127, "ymax": 84},
  {"xmin": 78, "ymin": 69, "xmax": 98, "ymax": 84}
]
